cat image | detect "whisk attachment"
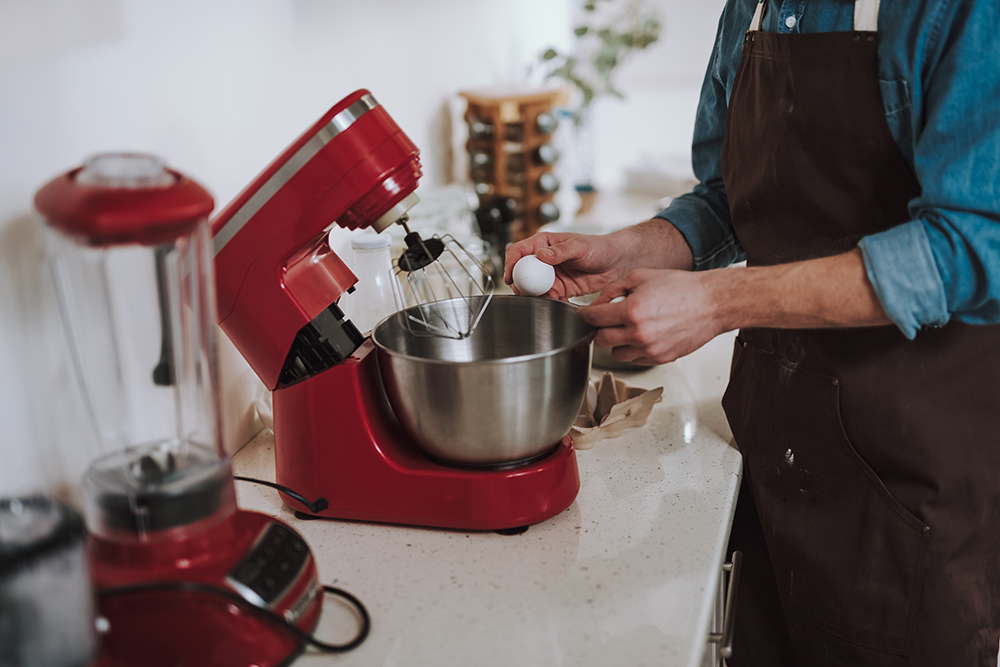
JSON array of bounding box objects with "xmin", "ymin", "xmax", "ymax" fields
[
  {"xmin": 398, "ymin": 232, "xmax": 444, "ymax": 271},
  {"xmin": 391, "ymin": 221, "xmax": 494, "ymax": 340}
]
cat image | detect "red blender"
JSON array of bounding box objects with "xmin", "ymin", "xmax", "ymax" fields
[
  {"xmin": 212, "ymin": 89, "xmax": 581, "ymax": 531},
  {"xmin": 36, "ymin": 154, "xmax": 366, "ymax": 667}
]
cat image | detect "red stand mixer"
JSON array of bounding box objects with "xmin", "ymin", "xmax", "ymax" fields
[
  {"xmin": 36, "ymin": 155, "xmax": 364, "ymax": 667},
  {"xmin": 211, "ymin": 89, "xmax": 581, "ymax": 531}
]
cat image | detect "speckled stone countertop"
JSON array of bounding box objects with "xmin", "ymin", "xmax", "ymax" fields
[{"xmin": 231, "ymin": 330, "xmax": 742, "ymax": 667}]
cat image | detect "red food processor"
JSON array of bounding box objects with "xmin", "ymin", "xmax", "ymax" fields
[
  {"xmin": 36, "ymin": 154, "xmax": 366, "ymax": 667},
  {"xmin": 211, "ymin": 89, "xmax": 580, "ymax": 531}
]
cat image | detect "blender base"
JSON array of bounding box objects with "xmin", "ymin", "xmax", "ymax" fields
[
  {"xmin": 272, "ymin": 340, "xmax": 581, "ymax": 531},
  {"xmin": 91, "ymin": 510, "xmax": 323, "ymax": 667}
]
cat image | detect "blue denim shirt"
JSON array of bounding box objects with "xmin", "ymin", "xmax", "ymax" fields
[{"xmin": 658, "ymin": 0, "xmax": 1000, "ymax": 338}]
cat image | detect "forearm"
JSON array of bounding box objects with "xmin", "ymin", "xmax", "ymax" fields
[
  {"xmin": 611, "ymin": 218, "xmax": 696, "ymax": 273},
  {"xmin": 708, "ymin": 248, "xmax": 892, "ymax": 331}
]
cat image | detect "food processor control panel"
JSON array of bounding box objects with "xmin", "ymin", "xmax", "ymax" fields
[{"xmin": 227, "ymin": 522, "xmax": 312, "ymax": 608}]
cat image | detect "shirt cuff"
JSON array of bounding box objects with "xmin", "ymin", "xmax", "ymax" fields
[
  {"xmin": 654, "ymin": 193, "xmax": 744, "ymax": 270},
  {"xmin": 858, "ymin": 222, "xmax": 950, "ymax": 339}
]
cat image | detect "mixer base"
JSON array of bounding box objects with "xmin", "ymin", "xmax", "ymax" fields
[{"xmin": 271, "ymin": 340, "xmax": 581, "ymax": 531}]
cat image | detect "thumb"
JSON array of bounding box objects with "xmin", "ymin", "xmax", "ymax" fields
[
  {"xmin": 535, "ymin": 246, "xmax": 559, "ymax": 264},
  {"xmin": 535, "ymin": 238, "xmax": 586, "ymax": 266},
  {"xmin": 590, "ymin": 271, "xmax": 643, "ymax": 305}
]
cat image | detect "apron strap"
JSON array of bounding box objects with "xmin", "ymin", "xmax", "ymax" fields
[
  {"xmin": 854, "ymin": 0, "xmax": 880, "ymax": 32},
  {"xmin": 747, "ymin": 0, "xmax": 879, "ymax": 33},
  {"xmin": 747, "ymin": 1, "xmax": 764, "ymax": 32}
]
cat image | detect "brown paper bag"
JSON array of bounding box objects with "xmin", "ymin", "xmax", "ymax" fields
[{"xmin": 571, "ymin": 372, "xmax": 663, "ymax": 449}]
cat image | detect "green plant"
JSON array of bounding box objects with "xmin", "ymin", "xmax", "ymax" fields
[{"xmin": 541, "ymin": 0, "xmax": 661, "ymax": 115}]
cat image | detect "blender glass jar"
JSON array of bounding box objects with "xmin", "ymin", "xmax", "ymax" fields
[{"xmin": 36, "ymin": 153, "xmax": 233, "ymax": 543}]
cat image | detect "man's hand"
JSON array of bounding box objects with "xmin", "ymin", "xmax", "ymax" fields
[
  {"xmin": 503, "ymin": 218, "xmax": 695, "ymax": 300},
  {"xmin": 503, "ymin": 231, "xmax": 629, "ymax": 299},
  {"xmin": 577, "ymin": 248, "xmax": 892, "ymax": 365},
  {"xmin": 505, "ymin": 217, "xmax": 890, "ymax": 366},
  {"xmin": 578, "ymin": 268, "xmax": 725, "ymax": 365}
]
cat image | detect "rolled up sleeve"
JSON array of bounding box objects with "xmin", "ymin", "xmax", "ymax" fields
[
  {"xmin": 659, "ymin": 189, "xmax": 744, "ymax": 270},
  {"xmin": 858, "ymin": 223, "xmax": 949, "ymax": 339},
  {"xmin": 864, "ymin": 0, "xmax": 1000, "ymax": 336}
]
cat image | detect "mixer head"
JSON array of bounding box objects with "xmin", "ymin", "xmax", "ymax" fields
[
  {"xmin": 211, "ymin": 90, "xmax": 424, "ymax": 389},
  {"xmin": 392, "ymin": 217, "xmax": 494, "ymax": 340}
]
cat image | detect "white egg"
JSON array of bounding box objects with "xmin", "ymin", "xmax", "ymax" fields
[{"xmin": 512, "ymin": 255, "xmax": 556, "ymax": 296}]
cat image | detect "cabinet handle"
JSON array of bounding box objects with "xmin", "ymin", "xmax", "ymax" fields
[{"xmin": 707, "ymin": 550, "xmax": 742, "ymax": 660}]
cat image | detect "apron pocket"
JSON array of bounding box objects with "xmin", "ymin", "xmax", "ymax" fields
[{"xmin": 723, "ymin": 338, "xmax": 929, "ymax": 656}]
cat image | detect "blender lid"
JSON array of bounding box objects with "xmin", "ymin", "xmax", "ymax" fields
[
  {"xmin": 87, "ymin": 444, "xmax": 235, "ymax": 535},
  {"xmin": 0, "ymin": 497, "xmax": 85, "ymax": 580},
  {"xmin": 34, "ymin": 152, "xmax": 215, "ymax": 246}
]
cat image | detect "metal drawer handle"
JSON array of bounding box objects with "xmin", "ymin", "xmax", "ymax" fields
[{"xmin": 708, "ymin": 550, "xmax": 742, "ymax": 660}]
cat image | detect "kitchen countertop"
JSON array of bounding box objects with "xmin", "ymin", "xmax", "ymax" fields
[{"xmin": 231, "ymin": 329, "xmax": 743, "ymax": 667}]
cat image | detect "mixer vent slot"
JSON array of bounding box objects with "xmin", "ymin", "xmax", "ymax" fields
[{"xmin": 278, "ymin": 304, "xmax": 364, "ymax": 387}]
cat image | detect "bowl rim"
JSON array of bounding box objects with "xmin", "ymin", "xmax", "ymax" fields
[{"xmin": 371, "ymin": 295, "xmax": 596, "ymax": 366}]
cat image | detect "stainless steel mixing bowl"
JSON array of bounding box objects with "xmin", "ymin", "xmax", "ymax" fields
[{"xmin": 372, "ymin": 295, "xmax": 595, "ymax": 466}]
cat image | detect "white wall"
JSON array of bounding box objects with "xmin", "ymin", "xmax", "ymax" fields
[
  {"xmin": 590, "ymin": 0, "xmax": 728, "ymax": 189},
  {"xmin": 0, "ymin": 0, "xmax": 726, "ymax": 500}
]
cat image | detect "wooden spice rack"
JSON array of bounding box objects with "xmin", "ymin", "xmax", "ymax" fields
[{"xmin": 459, "ymin": 85, "xmax": 569, "ymax": 242}]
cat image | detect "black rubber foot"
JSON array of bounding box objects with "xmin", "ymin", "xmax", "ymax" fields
[{"xmin": 495, "ymin": 525, "xmax": 530, "ymax": 536}]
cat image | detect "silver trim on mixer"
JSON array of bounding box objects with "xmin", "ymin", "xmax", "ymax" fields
[{"xmin": 212, "ymin": 93, "xmax": 379, "ymax": 255}]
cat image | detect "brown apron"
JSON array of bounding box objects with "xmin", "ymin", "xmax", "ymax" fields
[{"xmin": 719, "ymin": 2, "xmax": 1000, "ymax": 665}]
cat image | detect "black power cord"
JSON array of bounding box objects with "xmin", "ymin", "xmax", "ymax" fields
[
  {"xmin": 97, "ymin": 581, "xmax": 370, "ymax": 653},
  {"xmin": 233, "ymin": 476, "xmax": 329, "ymax": 514}
]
